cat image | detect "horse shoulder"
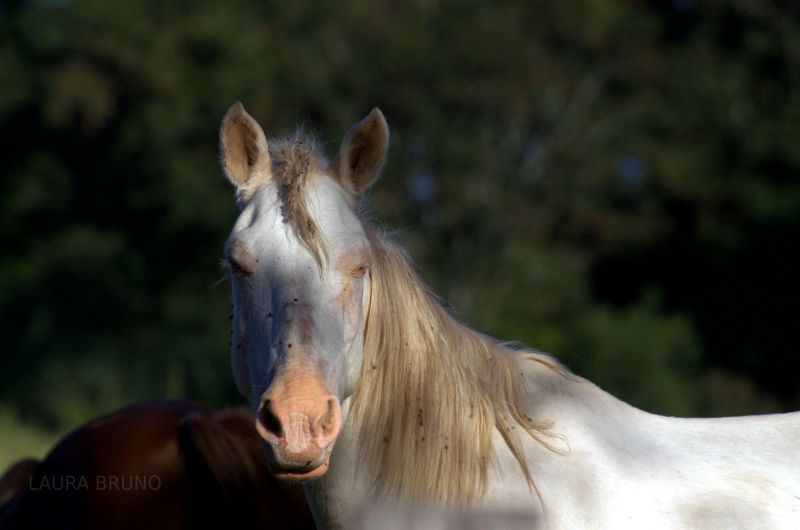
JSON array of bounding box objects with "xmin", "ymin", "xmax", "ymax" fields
[{"xmin": 515, "ymin": 356, "xmax": 800, "ymax": 528}]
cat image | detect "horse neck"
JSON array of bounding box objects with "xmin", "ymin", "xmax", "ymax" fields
[{"xmin": 344, "ymin": 229, "xmax": 566, "ymax": 505}]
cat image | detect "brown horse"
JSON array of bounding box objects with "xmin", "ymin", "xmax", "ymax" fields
[{"xmin": 0, "ymin": 400, "xmax": 315, "ymax": 530}]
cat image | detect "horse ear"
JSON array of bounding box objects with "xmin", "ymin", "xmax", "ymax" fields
[
  {"xmin": 219, "ymin": 102, "xmax": 271, "ymax": 193},
  {"xmin": 333, "ymin": 107, "xmax": 389, "ymax": 199}
]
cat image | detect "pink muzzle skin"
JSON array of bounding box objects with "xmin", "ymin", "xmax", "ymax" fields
[{"xmin": 256, "ymin": 375, "xmax": 342, "ymax": 481}]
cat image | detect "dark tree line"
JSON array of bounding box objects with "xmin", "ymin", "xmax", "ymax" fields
[{"xmin": 0, "ymin": 0, "xmax": 798, "ymax": 438}]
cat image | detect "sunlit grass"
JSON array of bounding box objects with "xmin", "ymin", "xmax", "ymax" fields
[{"xmin": 0, "ymin": 405, "xmax": 62, "ymax": 472}]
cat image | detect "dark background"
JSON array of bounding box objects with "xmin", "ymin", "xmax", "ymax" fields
[{"xmin": 1, "ymin": 0, "xmax": 799, "ymax": 466}]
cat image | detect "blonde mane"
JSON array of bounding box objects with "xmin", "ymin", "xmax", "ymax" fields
[
  {"xmin": 268, "ymin": 132, "xmax": 329, "ymax": 268},
  {"xmin": 349, "ymin": 227, "xmax": 564, "ymax": 504}
]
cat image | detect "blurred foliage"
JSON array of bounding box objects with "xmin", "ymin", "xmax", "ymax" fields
[
  {"xmin": 0, "ymin": 406, "xmax": 62, "ymax": 468},
  {"xmin": 1, "ymin": 0, "xmax": 799, "ymax": 465}
]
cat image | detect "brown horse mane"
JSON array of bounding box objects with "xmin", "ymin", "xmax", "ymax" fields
[{"xmin": 178, "ymin": 406, "xmax": 303, "ymax": 525}]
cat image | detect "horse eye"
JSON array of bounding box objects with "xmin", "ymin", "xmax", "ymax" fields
[{"xmin": 352, "ymin": 263, "xmax": 370, "ymax": 278}]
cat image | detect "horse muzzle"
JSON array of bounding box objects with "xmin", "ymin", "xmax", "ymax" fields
[{"xmin": 255, "ymin": 375, "xmax": 342, "ymax": 481}]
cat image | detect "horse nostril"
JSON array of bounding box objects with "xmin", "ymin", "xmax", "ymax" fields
[
  {"xmin": 258, "ymin": 400, "xmax": 283, "ymax": 438},
  {"xmin": 317, "ymin": 397, "xmax": 341, "ymax": 440},
  {"xmin": 322, "ymin": 398, "xmax": 336, "ymax": 430}
]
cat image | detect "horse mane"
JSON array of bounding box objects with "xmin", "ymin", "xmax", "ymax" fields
[
  {"xmin": 349, "ymin": 227, "xmax": 565, "ymax": 505},
  {"xmin": 268, "ymin": 131, "xmax": 329, "ymax": 269},
  {"xmin": 178, "ymin": 407, "xmax": 313, "ymax": 527},
  {"xmin": 179, "ymin": 408, "xmax": 268, "ymax": 505}
]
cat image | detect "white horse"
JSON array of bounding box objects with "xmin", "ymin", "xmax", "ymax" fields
[{"xmin": 218, "ymin": 102, "xmax": 800, "ymax": 529}]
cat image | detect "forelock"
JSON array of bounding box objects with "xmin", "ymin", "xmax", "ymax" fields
[{"xmin": 269, "ymin": 131, "xmax": 330, "ymax": 269}]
